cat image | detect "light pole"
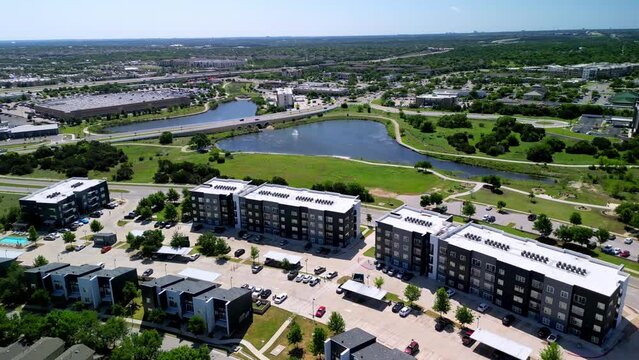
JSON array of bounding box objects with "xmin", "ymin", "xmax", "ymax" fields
[
  {"xmin": 230, "ymin": 276, "xmax": 233, "ymax": 288},
  {"xmin": 305, "ymin": 259, "xmax": 308, "ymax": 274},
  {"xmin": 164, "ymin": 263, "xmax": 167, "ymax": 276},
  {"xmin": 477, "ymin": 315, "xmax": 481, "ymax": 329},
  {"xmin": 312, "ymin": 298, "xmax": 315, "ymax": 320},
  {"xmin": 113, "ymin": 258, "xmax": 116, "ymax": 268}
]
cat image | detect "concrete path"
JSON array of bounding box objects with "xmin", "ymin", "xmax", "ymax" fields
[{"xmin": 259, "ymin": 316, "xmax": 293, "ymax": 353}]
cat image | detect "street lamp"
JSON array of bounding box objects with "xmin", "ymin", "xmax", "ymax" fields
[
  {"xmin": 477, "ymin": 315, "xmax": 481, "ymax": 329},
  {"xmin": 230, "ymin": 276, "xmax": 233, "ymax": 288},
  {"xmin": 312, "ymin": 298, "xmax": 315, "ymax": 320},
  {"xmin": 305, "ymin": 259, "xmax": 308, "ymax": 274},
  {"xmin": 164, "ymin": 263, "xmax": 167, "ymax": 276}
]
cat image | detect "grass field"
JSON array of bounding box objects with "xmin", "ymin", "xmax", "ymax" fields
[
  {"xmin": 242, "ymin": 306, "xmax": 290, "ymax": 349},
  {"xmin": 0, "ymin": 192, "xmax": 21, "ymax": 216},
  {"xmin": 267, "ymin": 314, "xmax": 329, "ymax": 360}
]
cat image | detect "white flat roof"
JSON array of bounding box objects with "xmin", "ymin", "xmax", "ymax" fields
[
  {"xmin": 377, "ymin": 206, "xmax": 455, "ymax": 237},
  {"xmin": 264, "ymin": 251, "xmax": 302, "ymax": 264},
  {"xmin": 342, "ymin": 280, "xmax": 387, "ymax": 300},
  {"xmin": 21, "ymin": 178, "xmax": 104, "ymax": 204},
  {"xmin": 276, "ymin": 88, "xmax": 293, "ymax": 95},
  {"xmin": 242, "ymin": 183, "xmax": 359, "ymax": 213},
  {"xmin": 191, "ymin": 177, "xmax": 251, "ymax": 196},
  {"xmin": 9, "ymin": 124, "xmax": 59, "ymax": 133},
  {"xmin": 442, "ymin": 224, "xmax": 629, "ymax": 296},
  {"xmin": 178, "ymin": 268, "xmax": 220, "ymax": 282},
  {"xmin": 417, "ymin": 93, "xmax": 457, "ymax": 99},
  {"xmin": 156, "ymin": 246, "xmax": 192, "ymax": 256},
  {"xmin": 470, "ymin": 329, "xmax": 532, "ymax": 360},
  {"xmin": 130, "ymin": 230, "xmax": 145, "ymax": 238},
  {"xmin": 0, "ymin": 249, "xmax": 24, "ymax": 259}
]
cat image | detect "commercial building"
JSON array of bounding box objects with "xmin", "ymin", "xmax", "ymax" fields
[
  {"xmin": 324, "ymin": 327, "xmax": 413, "ymax": 360},
  {"xmin": 34, "ymin": 90, "xmax": 192, "ymax": 120},
  {"xmin": 293, "ymin": 84, "xmax": 348, "ymax": 96},
  {"xmin": 190, "ymin": 178, "xmax": 252, "ymax": 228},
  {"xmin": 437, "ymin": 223, "xmax": 628, "ymax": 345},
  {"xmin": 20, "ymin": 178, "xmax": 110, "ymax": 227},
  {"xmin": 414, "ymin": 93, "xmax": 456, "ymax": 109},
  {"xmin": 78, "ymin": 267, "xmax": 138, "ymax": 309},
  {"xmin": 25, "ymin": 262, "xmax": 71, "ymax": 291},
  {"xmin": 49, "ymin": 264, "xmax": 102, "ymax": 301},
  {"xmin": 239, "ymin": 183, "xmax": 361, "ymax": 247},
  {"xmin": 93, "ymin": 232, "xmax": 117, "ymax": 246},
  {"xmin": 0, "ymin": 124, "xmax": 59, "ymax": 140},
  {"xmin": 159, "ymin": 58, "xmax": 246, "ymax": 69},
  {"xmin": 281, "ymin": 68, "xmax": 303, "ymax": 78},
  {"xmin": 275, "ymin": 88, "xmax": 294, "ymax": 108},
  {"xmin": 375, "ymin": 206, "xmax": 455, "ymax": 277}
]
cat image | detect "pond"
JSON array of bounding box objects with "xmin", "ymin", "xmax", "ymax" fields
[
  {"xmin": 105, "ymin": 100, "xmax": 258, "ymax": 133},
  {"xmin": 217, "ymin": 119, "xmax": 552, "ymax": 182}
]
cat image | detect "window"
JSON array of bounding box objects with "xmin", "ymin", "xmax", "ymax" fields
[
  {"xmin": 458, "ymin": 274, "xmax": 465, "ymax": 281},
  {"xmin": 496, "ymin": 289, "xmax": 503, "ymax": 296},
  {"xmin": 459, "ymin": 255, "xmax": 466, "ymax": 261},
  {"xmin": 571, "ymin": 305, "xmax": 585, "ymax": 317},
  {"xmin": 515, "ymin": 274, "xmax": 526, "ymax": 283},
  {"xmin": 542, "ymin": 317, "xmax": 550, "ymax": 325},
  {"xmin": 450, "ymin": 251, "xmax": 457, "ymax": 258},
  {"xmin": 514, "ymin": 285, "xmax": 525, "ymax": 293},
  {"xmin": 543, "ymin": 306, "xmax": 552, "ymax": 315},
  {"xmin": 486, "ymin": 264, "xmax": 496, "ymax": 273},
  {"xmin": 557, "ymin": 312, "xmax": 566, "ymax": 321},
  {"xmin": 471, "ymin": 268, "xmax": 481, "ymax": 277},
  {"xmin": 498, "ymin": 268, "xmax": 505, "ymax": 275},
  {"xmin": 512, "ymin": 306, "xmax": 522, "ymax": 314},
  {"xmin": 546, "ymin": 285, "xmax": 555, "ymax": 294},
  {"xmin": 449, "ymin": 261, "xmax": 456, "ymax": 267},
  {"xmin": 472, "ymin": 278, "xmax": 480, "ymax": 287},
  {"xmin": 484, "ymin": 273, "xmax": 494, "ymax": 282},
  {"xmin": 573, "ymin": 294, "xmax": 586, "ymax": 306},
  {"xmin": 560, "ymin": 290, "xmax": 569, "ymax": 299},
  {"xmin": 497, "ymin": 279, "xmax": 504, "ymax": 286},
  {"xmin": 556, "ymin": 323, "xmax": 564, "ymax": 332},
  {"xmin": 570, "ymin": 317, "xmax": 583, "ymax": 327},
  {"xmin": 495, "ymin": 299, "xmax": 502, "ymax": 306},
  {"xmin": 513, "ymin": 295, "xmax": 523, "ymax": 304},
  {"xmin": 545, "ymin": 296, "xmax": 553, "ymax": 305},
  {"xmin": 459, "ymin": 265, "xmax": 466, "ymax": 271},
  {"xmin": 559, "ymin": 301, "xmax": 568, "ymax": 310},
  {"xmin": 597, "ymin": 302, "xmax": 606, "ymax": 311},
  {"xmin": 448, "ymin": 270, "xmax": 455, "ymax": 277},
  {"xmin": 472, "ymin": 258, "xmax": 481, "ymax": 267},
  {"xmin": 591, "ymin": 336, "xmax": 599, "ymax": 344},
  {"xmin": 532, "ymin": 279, "xmax": 542, "ymax": 289}
]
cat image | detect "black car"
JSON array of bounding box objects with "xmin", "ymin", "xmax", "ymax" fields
[
  {"xmin": 537, "ymin": 326, "xmax": 551, "ymax": 339},
  {"xmin": 527, "ymin": 214, "xmax": 537, "ymax": 221},
  {"xmin": 435, "ymin": 317, "xmax": 451, "ymax": 332},
  {"xmin": 192, "ymin": 223, "xmax": 203, "ymax": 231},
  {"xmin": 251, "ymin": 265, "xmax": 263, "ymax": 274},
  {"xmin": 124, "ymin": 211, "xmax": 137, "ymax": 219},
  {"xmin": 214, "ymin": 226, "xmax": 225, "ymax": 234},
  {"xmin": 392, "ymin": 302, "xmax": 405, "ymax": 313},
  {"xmin": 304, "ymin": 242, "xmax": 313, "ymax": 250},
  {"xmin": 142, "ymin": 269, "xmax": 154, "ymax": 277},
  {"xmin": 234, "ymin": 248, "xmax": 245, "ymax": 257},
  {"xmin": 314, "ymin": 266, "xmax": 326, "ymax": 275},
  {"xmin": 502, "ymin": 314, "xmax": 516, "ymax": 326},
  {"xmin": 375, "ymin": 262, "xmax": 385, "ymax": 270},
  {"xmin": 287, "ymin": 271, "xmax": 299, "ymax": 280},
  {"xmin": 259, "ymin": 289, "xmax": 272, "ymax": 299},
  {"xmin": 401, "ymin": 272, "xmax": 415, "ymax": 281},
  {"xmin": 154, "ymin": 221, "xmax": 165, "ymax": 228}
]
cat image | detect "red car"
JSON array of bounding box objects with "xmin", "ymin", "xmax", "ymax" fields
[
  {"xmin": 315, "ymin": 306, "xmax": 326, "ymax": 318},
  {"xmin": 404, "ymin": 340, "xmax": 419, "ymax": 355},
  {"xmin": 620, "ymin": 250, "xmax": 631, "ymax": 258},
  {"xmin": 101, "ymin": 246, "xmax": 112, "ymax": 254}
]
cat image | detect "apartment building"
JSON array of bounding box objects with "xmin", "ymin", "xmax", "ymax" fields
[
  {"xmin": 49, "ymin": 265, "xmax": 102, "ymax": 301},
  {"xmin": 375, "ymin": 206, "xmax": 455, "ymax": 277},
  {"xmin": 24, "ymin": 262, "xmax": 71, "ymax": 291},
  {"xmin": 193, "ymin": 287, "xmax": 253, "ymax": 336},
  {"xmin": 324, "ymin": 327, "xmax": 413, "ymax": 360},
  {"xmin": 239, "ymin": 183, "xmax": 361, "ymax": 247},
  {"xmin": 275, "ymin": 88, "xmax": 294, "ymax": 108},
  {"xmin": 437, "ymin": 223, "xmax": 628, "ymax": 345},
  {"xmin": 19, "ymin": 178, "xmax": 110, "ymax": 227},
  {"xmin": 78, "ymin": 267, "xmax": 138, "ymax": 309},
  {"xmin": 191, "ymin": 178, "xmax": 252, "ymax": 228}
]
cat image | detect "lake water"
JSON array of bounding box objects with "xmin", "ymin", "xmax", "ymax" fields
[
  {"xmin": 106, "ymin": 100, "xmax": 258, "ymax": 133},
  {"xmin": 217, "ymin": 119, "xmax": 552, "ymax": 182}
]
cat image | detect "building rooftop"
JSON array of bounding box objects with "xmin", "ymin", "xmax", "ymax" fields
[
  {"xmin": 241, "ymin": 183, "xmax": 360, "ymax": 213},
  {"xmin": 79, "ymin": 267, "xmax": 135, "ymax": 280},
  {"xmin": 377, "ymin": 206, "xmax": 454, "ymax": 237},
  {"xmin": 276, "ymin": 88, "xmax": 293, "ymax": 95},
  {"xmin": 441, "ymin": 223, "xmax": 629, "ymax": 296},
  {"xmin": 20, "ymin": 178, "xmax": 105, "ymax": 204},
  {"xmin": 416, "ymin": 93, "xmax": 457, "ymax": 100},
  {"xmin": 9, "ymin": 124, "xmax": 59, "ymax": 134},
  {"xmin": 50, "ymin": 264, "xmax": 101, "ymax": 277},
  {"xmin": 14, "ymin": 337, "xmax": 65, "ymax": 360},
  {"xmin": 196, "ymin": 287, "xmax": 250, "ymax": 303},
  {"xmin": 55, "ymin": 344, "xmax": 95, "ymax": 360},
  {"xmin": 25, "ymin": 262, "xmax": 70, "ymax": 275},
  {"xmin": 351, "ymin": 342, "xmax": 414, "ymax": 360},
  {"xmin": 191, "ymin": 177, "xmax": 252, "ymax": 196},
  {"xmin": 142, "ymin": 274, "xmax": 184, "ymax": 289},
  {"xmin": 165, "ymin": 278, "xmax": 216, "ymax": 295},
  {"xmin": 178, "ymin": 268, "xmax": 220, "ymax": 282},
  {"xmin": 330, "ymin": 327, "xmax": 376, "ymax": 350},
  {"xmin": 0, "ymin": 341, "xmax": 27, "ymax": 359},
  {"xmin": 35, "ymin": 90, "xmax": 190, "ymax": 113}
]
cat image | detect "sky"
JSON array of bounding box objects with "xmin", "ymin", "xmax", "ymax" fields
[{"xmin": 2, "ymin": 0, "xmax": 638, "ymax": 40}]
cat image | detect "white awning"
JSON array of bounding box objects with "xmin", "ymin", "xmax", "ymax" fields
[
  {"xmin": 341, "ymin": 280, "xmax": 387, "ymax": 301},
  {"xmin": 0, "ymin": 249, "xmax": 24, "ymax": 259},
  {"xmin": 264, "ymin": 251, "xmax": 301, "ymax": 265},
  {"xmin": 470, "ymin": 329, "xmax": 532, "ymax": 360},
  {"xmin": 178, "ymin": 268, "xmax": 220, "ymax": 282},
  {"xmin": 156, "ymin": 246, "xmax": 192, "ymax": 256}
]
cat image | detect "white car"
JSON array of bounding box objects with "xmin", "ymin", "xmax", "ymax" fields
[
  {"xmin": 302, "ymin": 274, "xmax": 313, "ymax": 283},
  {"xmin": 189, "ymin": 254, "xmax": 200, "ymax": 261},
  {"xmin": 445, "ymin": 288, "xmax": 456, "ymax": 297},
  {"xmin": 477, "ymin": 303, "xmax": 490, "ymax": 313},
  {"xmin": 399, "ymin": 307, "xmax": 411, "ymax": 317},
  {"xmin": 613, "ymin": 247, "xmax": 622, "ymax": 255},
  {"xmin": 295, "ymin": 274, "xmax": 304, "ymax": 283},
  {"xmin": 252, "ymin": 287, "xmax": 263, "ymax": 297},
  {"xmin": 273, "ymin": 293, "xmax": 288, "ymax": 304},
  {"xmin": 624, "ymin": 238, "xmax": 634, "ymax": 245}
]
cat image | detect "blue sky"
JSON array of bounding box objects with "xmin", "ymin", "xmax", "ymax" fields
[{"xmin": 3, "ymin": 0, "xmax": 638, "ymax": 40}]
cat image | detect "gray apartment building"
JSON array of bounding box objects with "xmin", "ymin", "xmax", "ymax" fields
[
  {"xmin": 19, "ymin": 178, "xmax": 110, "ymax": 227},
  {"xmin": 238, "ymin": 183, "xmax": 361, "ymax": 247},
  {"xmin": 78, "ymin": 267, "xmax": 138, "ymax": 309},
  {"xmin": 190, "ymin": 178, "xmax": 252, "ymax": 228},
  {"xmin": 49, "ymin": 264, "xmax": 102, "ymax": 302},
  {"xmin": 375, "ymin": 206, "xmax": 455, "ymax": 277},
  {"xmin": 324, "ymin": 327, "xmax": 413, "ymax": 360},
  {"xmin": 437, "ymin": 223, "xmax": 629, "ymax": 345},
  {"xmin": 24, "ymin": 262, "xmax": 71, "ymax": 291}
]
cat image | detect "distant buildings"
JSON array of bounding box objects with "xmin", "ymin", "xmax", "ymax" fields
[
  {"xmin": 275, "ymin": 88, "xmax": 294, "ymax": 108},
  {"xmin": 415, "ymin": 93, "xmax": 456, "ymax": 108},
  {"xmin": 19, "ymin": 178, "xmax": 110, "ymax": 227},
  {"xmin": 0, "ymin": 114, "xmax": 59, "ymax": 140},
  {"xmin": 0, "ymin": 337, "xmax": 95, "ymax": 360},
  {"xmin": 159, "ymin": 58, "xmax": 246, "ymax": 69},
  {"xmin": 516, "ymin": 62, "xmax": 639, "ymax": 80},
  {"xmin": 324, "ymin": 327, "xmax": 413, "ymax": 360},
  {"xmin": 293, "ymin": 83, "xmax": 348, "ymax": 96},
  {"xmin": 34, "ymin": 90, "xmax": 191, "ymax": 120},
  {"xmin": 522, "ymin": 84, "xmax": 547, "ymax": 101},
  {"xmin": 281, "ymin": 68, "xmax": 303, "ymax": 78}
]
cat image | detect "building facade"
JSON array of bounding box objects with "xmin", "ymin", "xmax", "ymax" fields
[
  {"xmin": 375, "ymin": 206, "xmax": 454, "ymax": 277},
  {"xmin": 238, "ymin": 183, "xmax": 361, "ymax": 247},
  {"xmin": 275, "ymin": 88, "xmax": 294, "ymax": 108},
  {"xmin": 24, "ymin": 262, "xmax": 71, "ymax": 291},
  {"xmin": 78, "ymin": 267, "xmax": 138, "ymax": 309},
  {"xmin": 19, "ymin": 178, "xmax": 110, "ymax": 227},
  {"xmin": 190, "ymin": 178, "xmax": 252, "ymax": 228},
  {"xmin": 437, "ymin": 223, "xmax": 628, "ymax": 345},
  {"xmin": 324, "ymin": 327, "xmax": 413, "ymax": 360},
  {"xmin": 49, "ymin": 265, "xmax": 102, "ymax": 301}
]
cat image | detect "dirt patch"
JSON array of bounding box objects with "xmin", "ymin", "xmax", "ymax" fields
[
  {"xmin": 369, "ymin": 188, "xmax": 398, "ymax": 198},
  {"xmin": 575, "ymin": 205, "xmax": 591, "ymax": 211},
  {"xmin": 532, "ymin": 187, "xmax": 546, "ymax": 194}
]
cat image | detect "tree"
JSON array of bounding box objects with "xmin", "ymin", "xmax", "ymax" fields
[
  {"xmin": 554, "ymin": 225, "xmax": 573, "ymax": 242},
  {"xmin": 404, "ymin": 284, "xmax": 421, "ymax": 304},
  {"xmin": 114, "ymin": 162, "xmax": 134, "ymax": 181},
  {"xmin": 170, "ymin": 232, "xmax": 189, "ymax": 248},
  {"xmin": 164, "ymin": 203, "xmax": 178, "ymax": 222},
  {"xmin": 28, "ymin": 226, "xmax": 38, "ymax": 242},
  {"xmin": 496, "ymin": 200, "xmax": 507, "ymax": 212},
  {"xmin": 309, "ymin": 327, "xmax": 328, "ymax": 356},
  {"xmin": 214, "ymin": 237, "xmax": 230, "ymax": 255},
  {"xmin": 455, "ymin": 305, "xmax": 474, "ymax": 328},
  {"xmin": 122, "ymin": 282, "xmax": 139, "ymax": 305},
  {"xmin": 190, "ymin": 133, "xmax": 211, "ymax": 149},
  {"xmin": 533, "ymin": 214, "xmax": 553, "ymax": 237},
  {"xmin": 327, "ymin": 312, "xmax": 345, "ymax": 335},
  {"xmin": 62, "ymin": 231, "xmax": 76, "ymax": 243},
  {"xmin": 433, "ymin": 288, "xmax": 451, "ymax": 318},
  {"xmin": 287, "ymin": 321, "xmax": 303, "ymax": 349},
  {"xmin": 29, "ymin": 289, "xmax": 50, "ymax": 307},
  {"xmin": 527, "ymin": 143, "xmax": 554, "ymax": 163},
  {"xmin": 159, "ymin": 131, "xmax": 173, "ymax": 145},
  {"xmin": 366, "ymin": 213, "xmax": 372, "ymax": 223},
  {"xmin": 180, "ymin": 189, "xmax": 193, "ymax": 221},
  {"xmin": 90, "ymin": 220, "xmax": 104, "ymax": 233},
  {"xmin": 420, "ymin": 194, "xmax": 432, "ymax": 207},
  {"xmin": 188, "ymin": 316, "xmax": 206, "ymax": 335},
  {"xmin": 167, "ymin": 188, "xmax": 180, "ymax": 202},
  {"xmin": 571, "ymin": 226, "xmax": 594, "ymax": 245},
  {"xmin": 157, "ymin": 346, "xmax": 209, "ymax": 360},
  {"xmin": 33, "ymin": 255, "xmax": 48, "ymax": 267},
  {"xmin": 0, "ymin": 263, "xmax": 27, "ymax": 305},
  {"xmin": 414, "ymin": 161, "xmax": 432, "ymax": 169},
  {"xmin": 462, "ymin": 201, "xmax": 476, "ymax": 220},
  {"xmin": 481, "ymin": 175, "xmax": 502, "ymax": 192},
  {"xmin": 147, "ymin": 308, "xmax": 166, "ymax": 324},
  {"xmin": 197, "ymin": 233, "xmax": 217, "ymax": 256},
  {"xmin": 594, "ymin": 228, "xmax": 610, "ymax": 244},
  {"xmin": 569, "ymin": 212, "xmax": 582, "ymax": 225},
  {"xmin": 138, "ymin": 206, "xmax": 153, "ymax": 220},
  {"xmin": 94, "ymin": 317, "xmax": 128, "ymax": 354},
  {"xmin": 374, "ymin": 276, "xmax": 384, "ymax": 289},
  {"xmin": 430, "ymin": 193, "xmax": 444, "ymax": 205},
  {"xmin": 528, "ymin": 191, "xmax": 536, "ymax": 203},
  {"xmin": 540, "ymin": 342, "xmax": 563, "ymax": 360},
  {"xmin": 111, "ymin": 330, "xmax": 162, "ymax": 360},
  {"xmin": 250, "ymin": 246, "xmax": 260, "ymax": 264}
]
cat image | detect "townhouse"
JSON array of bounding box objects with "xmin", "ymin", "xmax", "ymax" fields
[{"xmin": 78, "ymin": 267, "xmax": 138, "ymax": 309}]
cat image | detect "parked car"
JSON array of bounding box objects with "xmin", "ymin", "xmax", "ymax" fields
[
  {"xmin": 624, "ymin": 238, "xmax": 634, "ymax": 245},
  {"xmin": 326, "ymin": 271, "xmax": 338, "ymax": 279},
  {"xmin": 302, "ymin": 274, "xmax": 313, "ymax": 283},
  {"xmin": 388, "ymin": 268, "xmax": 396, "ymax": 277},
  {"xmin": 462, "ymin": 332, "xmax": 476, "ymax": 346},
  {"xmin": 435, "ymin": 317, "xmax": 452, "ymax": 332},
  {"xmin": 547, "ymin": 333, "xmax": 559, "ymax": 343},
  {"xmin": 295, "ymin": 274, "xmax": 305, "ymax": 283},
  {"xmin": 101, "ymin": 246, "xmax": 112, "ymax": 254},
  {"xmin": 234, "ymin": 248, "xmax": 245, "ymax": 257},
  {"xmin": 251, "ymin": 265, "xmax": 263, "ymax": 274},
  {"xmin": 527, "ymin": 214, "xmax": 537, "ymax": 221},
  {"xmin": 444, "ymin": 287, "xmax": 456, "ymax": 297},
  {"xmin": 105, "ymin": 202, "xmax": 118, "ymax": 209},
  {"xmin": 602, "ymin": 244, "xmax": 613, "ymax": 254},
  {"xmin": 309, "ymin": 277, "xmax": 320, "ymax": 287},
  {"xmin": 399, "ymin": 307, "xmax": 411, "ymax": 318},
  {"xmin": 401, "ymin": 272, "xmax": 414, "ymax": 281},
  {"xmin": 375, "ymin": 262, "xmax": 385, "ymax": 270},
  {"xmin": 287, "ymin": 271, "xmax": 299, "ymax": 281},
  {"xmin": 213, "ymin": 226, "xmax": 225, "ymax": 234},
  {"xmin": 96, "ymin": 262, "xmax": 105, "ymax": 269},
  {"xmin": 143, "ymin": 269, "xmax": 154, "ymax": 277},
  {"xmin": 537, "ymin": 327, "xmax": 551, "ymax": 339},
  {"xmin": 274, "ymin": 293, "xmax": 288, "ymax": 304},
  {"xmin": 75, "ymin": 243, "xmax": 86, "ymax": 251},
  {"xmin": 154, "ymin": 221, "xmax": 165, "ymax": 228},
  {"xmin": 80, "ymin": 218, "xmax": 90, "ymax": 224},
  {"xmin": 164, "ymin": 222, "xmax": 175, "ymax": 229},
  {"xmin": 124, "ymin": 212, "xmax": 137, "ymax": 219},
  {"xmin": 189, "ymin": 254, "xmax": 200, "ymax": 261},
  {"xmin": 392, "ymin": 302, "xmax": 404, "ymax": 313},
  {"xmin": 314, "ymin": 266, "xmax": 326, "ymax": 275},
  {"xmin": 620, "ymin": 250, "xmax": 631, "ymax": 258},
  {"xmin": 613, "ymin": 247, "xmax": 622, "ymax": 255},
  {"xmin": 477, "ymin": 303, "xmax": 490, "ymax": 313},
  {"xmin": 89, "ymin": 211, "xmax": 102, "ymax": 218},
  {"xmin": 259, "ymin": 289, "xmax": 272, "ymax": 299},
  {"xmin": 315, "ymin": 306, "xmax": 327, "ymax": 318},
  {"xmin": 279, "ymin": 240, "xmax": 288, "ymax": 246},
  {"xmin": 304, "ymin": 242, "xmax": 313, "ymax": 250},
  {"xmin": 502, "ymin": 314, "xmax": 516, "ymax": 326},
  {"xmin": 404, "ymin": 340, "xmax": 419, "ymax": 355},
  {"xmin": 336, "ymin": 284, "xmax": 344, "ymax": 294}
]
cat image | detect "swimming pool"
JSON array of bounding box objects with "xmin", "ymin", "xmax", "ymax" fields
[{"xmin": 0, "ymin": 236, "xmax": 30, "ymax": 247}]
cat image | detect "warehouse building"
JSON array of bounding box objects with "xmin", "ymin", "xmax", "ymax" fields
[
  {"xmin": 191, "ymin": 178, "xmax": 252, "ymax": 228},
  {"xmin": 19, "ymin": 178, "xmax": 110, "ymax": 227},
  {"xmin": 34, "ymin": 90, "xmax": 191, "ymax": 120}
]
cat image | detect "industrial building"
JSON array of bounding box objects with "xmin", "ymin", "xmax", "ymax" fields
[
  {"xmin": 275, "ymin": 88, "xmax": 294, "ymax": 108},
  {"xmin": 19, "ymin": 178, "xmax": 110, "ymax": 227},
  {"xmin": 324, "ymin": 327, "xmax": 413, "ymax": 360},
  {"xmin": 190, "ymin": 178, "xmax": 252, "ymax": 228},
  {"xmin": 34, "ymin": 90, "xmax": 192, "ymax": 120},
  {"xmin": 0, "ymin": 113, "xmax": 59, "ymax": 140}
]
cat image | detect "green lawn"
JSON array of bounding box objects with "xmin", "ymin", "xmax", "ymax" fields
[
  {"xmin": 267, "ymin": 314, "xmax": 329, "ymax": 360},
  {"xmin": 0, "ymin": 192, "xmax": 22, "ymax": 216},
  {"xmin": 363, "ymin": 247, "xmax": 375, "ymax": 258},
  {"xmin": 462, "ymin": 188, "xmax": 626, "ymax": 233},
  {"xmin": 242, "ymin": 306, "xmax": 290, "ymax": 349}
]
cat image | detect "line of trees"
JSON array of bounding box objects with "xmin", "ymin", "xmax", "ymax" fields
[{"xmin": 311, "ymin": 181, "xmax": 374, "ymax": 202}]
